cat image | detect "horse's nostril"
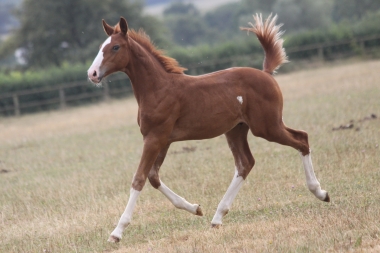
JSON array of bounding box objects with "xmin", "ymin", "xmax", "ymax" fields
[{"xmin": 92, "ymin": 70, "xmax": 97, "ymax": 77}]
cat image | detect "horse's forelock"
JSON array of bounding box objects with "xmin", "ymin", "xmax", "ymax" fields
[{"xmin": 114, "ymin": 24, "xmax": 121, "ymax": 34}]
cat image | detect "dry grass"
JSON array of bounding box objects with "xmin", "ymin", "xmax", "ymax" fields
[{"xmin": 1, "ymin": 60, "xmax": 379, "ymax": 253}]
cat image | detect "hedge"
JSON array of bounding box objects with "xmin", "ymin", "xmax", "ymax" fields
[{"xmin": 1, "ymin": 11, "xmax": 380, "ymax": 115}]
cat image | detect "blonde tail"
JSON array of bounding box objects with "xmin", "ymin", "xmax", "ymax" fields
[{"xmin": 241, "ymin": 14, "xmax": 288, "ymax": 74}]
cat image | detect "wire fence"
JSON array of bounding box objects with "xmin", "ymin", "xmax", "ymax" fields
[{"xmin": 1, "ymin": 34, "xmax": 380, "ymax": 116}]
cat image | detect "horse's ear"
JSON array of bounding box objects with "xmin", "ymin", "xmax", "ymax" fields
[
  {"xmin": 102, "ymin": 19, "xmax": 114, "ymax": 36},
  {"xmin": 119, "ymin": 17, "xmax": 128, "ymax": 36}
]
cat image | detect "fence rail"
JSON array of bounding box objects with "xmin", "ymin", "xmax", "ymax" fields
[
  {"xmin": 1, "ymin": 34, "xmax": 380, "ymax": 116},
  {"xmin": 0, "ymin": 76, "xmax": 132, "ymax": 116}
]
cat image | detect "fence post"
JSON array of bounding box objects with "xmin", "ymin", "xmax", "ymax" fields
[
  {"xmin": 318, "ymin": 46, "xmax": 324, "ymax": 61},
  {"xmin": 359, "ymin": 40, "xmax": 365, "ymax": 53},
  {"xmin": 103, "ymin": 83, "xmax": 110, "ymax": 101},
  {"xmin": 59, "ymin": 87, "xmax": 66, "ymax": 110},
  {"xmin": 13, "ymin": 94, "xmax": 20, "ymax": 116}
]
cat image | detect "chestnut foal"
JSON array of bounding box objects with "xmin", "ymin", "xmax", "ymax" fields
[{"xmin": 87, "ymin": 14, "xmax": 329, "ymax": 243}]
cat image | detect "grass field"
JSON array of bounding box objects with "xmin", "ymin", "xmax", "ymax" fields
[{"xmin": 1, "ymin": 60, "xmax": 380, "ymax": 252}]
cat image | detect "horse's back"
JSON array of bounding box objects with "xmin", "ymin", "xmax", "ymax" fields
[{"xmin": 182, "ymin": 67, "xmax": 282, "ymax": 104}]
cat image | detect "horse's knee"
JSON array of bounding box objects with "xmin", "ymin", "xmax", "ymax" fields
[
  {"xmin": 248, "ymin": 155, "xmax": 255, "ymax": 168},
  {"xmin": 132, "ymin": 175, "xmax": 147, "ymax": 191},
  {"xmin": 148, "ymin": 170, "xmax": 161, "ymax": 189},
  {"xmin": 238, "ymin": 156, "xmax": 255, "ymax": 179}
]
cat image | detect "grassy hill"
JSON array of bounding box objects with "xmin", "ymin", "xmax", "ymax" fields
[{"xmin": 1, "ymin": 60, "xmax": 379, "ymax": 252}]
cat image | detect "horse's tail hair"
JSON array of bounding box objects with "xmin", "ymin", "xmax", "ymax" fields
[{"xmin": 240, "ymin": 13, "xmax": 288, "ymax": 75}]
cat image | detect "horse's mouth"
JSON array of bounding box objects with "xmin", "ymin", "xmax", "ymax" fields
[
  {"xmin": 88, "ymin": 74, "xmax": 103, "ymax": 84},
  {"xmin": 88, "ymin": 78, "xmax": 100, "ymax": 84}
]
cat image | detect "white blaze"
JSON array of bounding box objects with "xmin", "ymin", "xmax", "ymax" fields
[
  {"xmin": 87, "ymin": 37, "xmax": 112, "ymax": 78},
  {"xmin": 237, "ymin": 96, "xmax": 243, "ymax": 104}
]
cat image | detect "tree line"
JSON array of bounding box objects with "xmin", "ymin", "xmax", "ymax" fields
[
  {"xmin": 0, "ymin": 0, "xmax": 170, "ymax": 68},
  {"xmin": 162, "ymin": 0, "xmax": 380, "ymax": 46},
  {"xmin": 0, "ymin": 0, "xmax": 379, "ymax": 71}
]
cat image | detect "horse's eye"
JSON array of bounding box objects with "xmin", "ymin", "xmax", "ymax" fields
[{"xmin": 113, "ymin": 45, "xmax": 120, "ymax": 51}]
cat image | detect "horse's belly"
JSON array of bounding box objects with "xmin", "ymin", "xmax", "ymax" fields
[{"xmin": 169, "ymin": 112, "xmax": 243, "ymax": 141}]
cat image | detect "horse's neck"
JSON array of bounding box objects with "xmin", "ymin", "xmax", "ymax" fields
[{"xmin": 125, "ymin": 39, "xmax": 169, "ymax": 104}]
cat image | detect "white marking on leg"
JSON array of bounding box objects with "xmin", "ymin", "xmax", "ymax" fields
[
  {"xmin": 211, "ymin": 169, "xmax": 244, "ymax": 226},
  {"xmin": 237, "ymin": 96, "xmax": 243, "ymax": 104},
  {"xmin": 300, "ymin": 152, "xmax": 327, "ymax": 200},
  {"xmin": 158, "ymin": 181, "xmax": 199, "ymax": 214},
  {"xmin": 109, "ymin": 188, "xmax": 140, "ymax": 240}
]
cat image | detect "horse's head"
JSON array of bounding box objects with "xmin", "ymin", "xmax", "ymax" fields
[{"xmin": 87, "ymin": 17, "xmax": 130, "ymax": 84}]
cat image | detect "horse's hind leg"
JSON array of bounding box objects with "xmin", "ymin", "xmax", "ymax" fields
[
  {"xmin": 148, "ymin": 144, "xmax": 202, "ymax": 216},
  {"xmin": 255, "ymin": 123, "xmax": 329, "ymax": 202},
  {"xmin": 211, "ymin": 123, "xmax": 255, "ymax": 227}
]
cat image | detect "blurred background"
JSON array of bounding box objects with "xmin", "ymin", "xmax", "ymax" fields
[{"xmin": 0, "ymin": 0, "xmax": 380, "ymax": 116}]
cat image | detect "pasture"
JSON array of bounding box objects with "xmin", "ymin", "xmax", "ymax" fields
[{"xmin": 1, "ymin": 60, "xmax": 379, "ymax": 252}]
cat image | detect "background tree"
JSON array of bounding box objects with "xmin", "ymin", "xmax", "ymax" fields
[
  {"xmin": 204, "ymin": 3, "xmax": 243, "ymax": 35},
  {"xmin": 273, "ymin": 0, "xmax": 333, "ymax": 31},
  {"xmin": 332, "ymin": 0, "xmax": 380, "ymax": 22},
  {"xmin": 163, "ymin": 2, "xmax": 214, "ymax": 46},
  {"xmin": 163, "ymin": 2, "xmax": 200, "ymax": 16},
  {"xmin": 0, "ymin": 0, "xmax": 168, "ymax": 68},
  {"xmin": 241, "ymin": 0, "xmax": 276, "ymax": 14},
  {"xmin": 0, "ymin": 2, "xmax": 19, "ymax": 36},
  {"xmin": 1, "ymin": 0, "xmax": 380, "ymax": 71}
]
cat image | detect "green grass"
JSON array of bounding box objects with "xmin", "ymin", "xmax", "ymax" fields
[{"xmin": 0, "ymin": 60, "xmax": 380, "ymax": 252}]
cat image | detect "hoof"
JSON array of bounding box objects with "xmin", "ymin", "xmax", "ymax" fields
[
  {"xmin": 211, "ymin": 224, "xmax": 221, "ymax": 229},
  {"xmin": 323, "ymin": 192, "xmax": 330, "ymax": 202},
  {"xmin": 107, "ymin": 235, "xmax": 121, "ymax": 243},
  {"xmin": 196, "ymin": 205, "xmax": 203, "ymax": 216}
]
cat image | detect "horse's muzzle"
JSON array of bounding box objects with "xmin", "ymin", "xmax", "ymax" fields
[{"xmin": 88, "ymin": 69, "xmax": 103, "ymax": 84}]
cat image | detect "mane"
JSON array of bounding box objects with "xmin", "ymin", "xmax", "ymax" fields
[{"xmin": 114, "ymin": 25, "xmax": 187, "ymax": 74}]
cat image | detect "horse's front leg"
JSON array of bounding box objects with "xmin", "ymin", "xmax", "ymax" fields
[
  {"xmin": 108, "ymin": 136, "xmax": 164, "ymax": 243},
  {"xmin": 148, "ymin": 144, "xmax": 203, "ymax": 216}
]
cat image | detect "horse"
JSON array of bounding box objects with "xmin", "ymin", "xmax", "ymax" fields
[{"xmin": 87, "ymin": 14, "xmax": 329, "ymax": 243}]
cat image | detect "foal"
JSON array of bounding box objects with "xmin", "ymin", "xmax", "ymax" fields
[{"xmin": 87, "ymin": 14, "xmax": 329, "ymax": 243}]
